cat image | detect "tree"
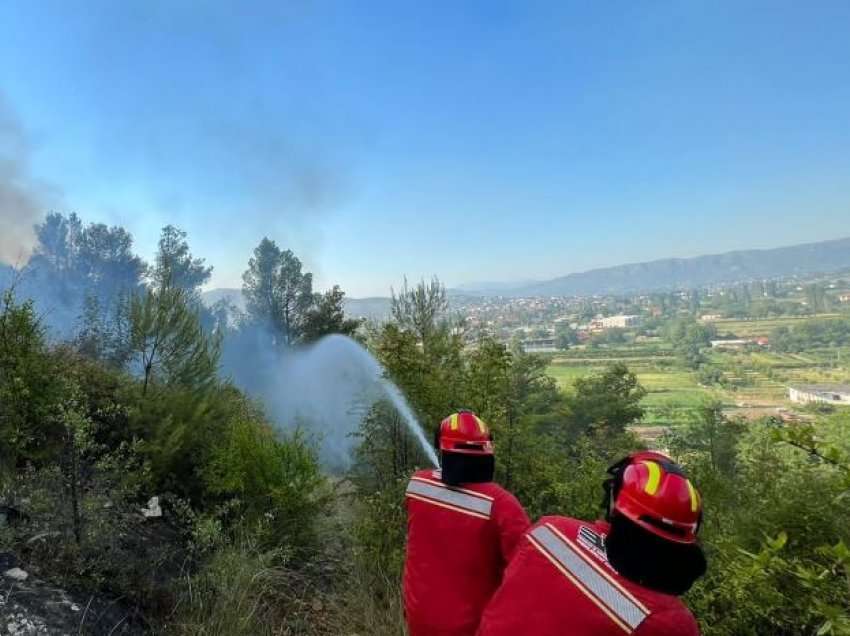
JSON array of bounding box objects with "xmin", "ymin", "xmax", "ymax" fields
[
  {"xmin": 302, "ymin": 285, "xmax": 361, "ymax": 343},
  {"xmin": 58, "ymin": 398, "xmax": 95, "ymax": 544},
  {"xmin": 242, "ymin": 238, "xmax": 314, "ymax": 346},
  {"xmin": 30, "ymin": 212, "xmax": 145, "ymax": 301},
  {"xmin": 390, "ymin": 277, "xmax": 449, "ymax": 352},
  {"xmin": 665, "ymin": 401, "xmax": 745, "ymax": 475},
  {"xmin": 24, "ymin": 212, "xmax": 145, "ymax": 336},
  {"xmin": 0, "ymin": 290, "xmax": 65, "ymax": 471},
  {"xmin": 665, "ymin": 317, "xmax": 716, "ymax": 369},
  {"xmin": 555, "ymin": 323, "xmax": 578, "ymax": 350},
  {"xmin": 565, "ymin": 363, "xmax": 646, "ymax": 435},
  {"xmin": 129, "ymin": 284, "xmax": 221, "ymax": 395},
  {"xmin": 151, "ymin": 225, "xmax": 212, "ymax": 294}
]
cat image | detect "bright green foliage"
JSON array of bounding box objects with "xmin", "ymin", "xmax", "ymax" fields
[
  {"xmin": 465, "ymin": 336, "xmax": 564, "ymax": 490},
  {"xmin": 683, "ymin": 417, "xmax": 850, "ymax": 635},
  {"xmin": 127, "ymin": 385, "xmax": 236, "ymax": 501},
  {"xmin": 373, "ymin": 320, "xmax": 466, "ymax": 435},
  {"xmin": 564, "ymin": 362, "xmax": 646, "ymax": 435},
  {"xmin": 381, "ymin": 277, "xmax": 465, "ymax": 429},
  {"xmin": 129, "ymin": 284, "xmax": 221, "ymax": 395},
  {"xmin": 202, "ymin": 410, "xmax": 330, "ymax": 550},
  {"xmin": 510, "ymin": 430, "xmax": 639, "ymax": 521},
  {"xmin": 0, "ymin": 290, "xmax": 65, "ymax": 470}
]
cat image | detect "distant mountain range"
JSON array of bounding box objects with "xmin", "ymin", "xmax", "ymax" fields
[
  {"xmin": 196, "ymin": 238, "xmax": 850, "ymax": 314},
  {"xmin": 453, "ymin": 279, "xmax": 540, "ymax": 293},
  {"xmin": 457, "ymin": 237, "xmax": 850, "ymax": 297},
  {"xmin": 8, "ymin": 238, "xmax": 850, "ymax": 313}
]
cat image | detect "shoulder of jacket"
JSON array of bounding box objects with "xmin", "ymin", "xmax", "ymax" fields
[
  {"xmin": 536, "ymin": 515, "xmax": 576, "ymax": 528},
  {"xmin": 409, "ymin": 468, "xmax": 441, "ymax": 482},
  {"xmin": 487, "ymin": 484, "xmax": 524, "ymax": 506},
  {"xmin": 639, "ymin": 605, "xmax": 699, "ymax": 636}
]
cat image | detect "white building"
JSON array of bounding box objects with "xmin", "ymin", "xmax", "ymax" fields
[
  {"xmin": 522, "ymin": 338, "xmax": 559, "ymax": 354},
  {"xmin": 711, "ymin": 339, "xmax": 754, "ymax": 349},
  {"xmin": 788, "ymin": 385, "xmax": 850, "ymax": 406},
  {"xmin": 601, "ymin": 315, "xmax": 640, "ymax": 329}
]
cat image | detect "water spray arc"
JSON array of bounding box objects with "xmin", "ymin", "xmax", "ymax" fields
[
  {"xmin": 374, "ymin": 371, "xmax": 440, "ymax": 468},
  {"xmin": 226, "ymin": 333, "xmax": 438, "ymax": 468}
]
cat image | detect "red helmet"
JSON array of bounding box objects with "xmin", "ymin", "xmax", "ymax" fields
[
  {"xmin": 438, "ymin": 410, "xmax": 494, "ymax": 456},
  {"xmin": 608, "ymin": 451, "xmax": 702, "ymax": 544}
]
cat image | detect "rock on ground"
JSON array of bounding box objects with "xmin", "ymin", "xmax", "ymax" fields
[{"xmin": 0, "ymin": 553, "xmax": 144, "ymax": 636}]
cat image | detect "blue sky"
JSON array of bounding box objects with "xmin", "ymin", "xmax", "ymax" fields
[{"xmin": 1, "ymin": 1, "xmax": 849, "ymax": 296}]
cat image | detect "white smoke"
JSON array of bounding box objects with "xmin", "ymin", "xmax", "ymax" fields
[
  {"xmin": 223, "ymin": 332, "xmax": 438, "ymax": 469},
  {"xmin": 0, "ymin": 95, "xmax": 52, "ymax": 265}
]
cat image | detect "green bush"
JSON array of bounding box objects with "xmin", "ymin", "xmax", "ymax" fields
[
  {"xmin": 202, "ymin": 408, "xmax": 331, "ymax": 552},
  {"xmin": 0, "ymin": 291, "xmax": 66, "ymax": 471},
  {"xmin": 683, "ymin": 418, "xmax": 850, "ymax": 635}
]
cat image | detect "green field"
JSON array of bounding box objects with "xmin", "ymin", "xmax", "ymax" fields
[
  {"xmin": 547, "ymin": 342, "xmax": 850, "ymax": 428},
  {"xmin": 712, "ymin": 314, "xmax": 845, "ymax": 338},
  {"xmin": 548, "ymin": 362, "xmax": 712, "ymax": 425}
]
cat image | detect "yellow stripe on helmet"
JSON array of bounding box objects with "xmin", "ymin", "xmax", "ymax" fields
[
  {"xmin": 686, "ymin": 479, "xmax": 700, "ymax": 512},
  {"xmin": 641, "ymin": 461, "xmax": 662, "ymax": 496},
  {"xmin": 449, "ymin": 413, "xmax": 460, "ymax": 430},
  {"xmin": 473, "ymin": 415, "xmax": 488, "ymax": 434}
]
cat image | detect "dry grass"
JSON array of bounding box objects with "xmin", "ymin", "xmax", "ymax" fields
[{"xmin": 165, "ymin": 536, "xmax": 408, "ymax": 636}]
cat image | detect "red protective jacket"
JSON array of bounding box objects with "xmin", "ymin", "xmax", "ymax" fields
[
  {"xmin": 403, "ymin": 469, "xmax": 530, "ymax": 636},
  {"xmin": 477, "ymin": 517, "xmax": 700, "ymax": 636}
]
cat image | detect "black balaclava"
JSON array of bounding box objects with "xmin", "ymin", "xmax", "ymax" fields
[
  {"xmin": 440, "ymin": 451, "xmax": 495, "ymax": 486},
  {"xmin": 605, "ymin": 514, "xmax": 707, "ymax": 596}
]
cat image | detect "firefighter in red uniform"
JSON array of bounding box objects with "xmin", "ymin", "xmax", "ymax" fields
[
  {"xmin": 477, "ymin": 451, "xmax": 707, "ymax": 636},
  {"xmin": 403, "ymin": 410, "xmax": 530, "ymax": 636}
]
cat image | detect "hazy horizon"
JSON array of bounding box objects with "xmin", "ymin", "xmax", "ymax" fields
[{"xmin": 2, "ymin": 2, "xmax": 849, "ymax": 296}]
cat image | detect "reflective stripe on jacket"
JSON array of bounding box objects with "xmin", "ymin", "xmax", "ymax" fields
[
  {"xmin": 476, "ymin": 517, "xmax": 700, "ymax": 636},
  {"xmin": 403, "ymin": 469, "xmax": 530, "ymax": 636}
]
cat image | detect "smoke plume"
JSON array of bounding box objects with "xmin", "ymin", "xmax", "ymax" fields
[{"xmin": 0, "ymin": 96, "xmax": 50, "ymax": 265}]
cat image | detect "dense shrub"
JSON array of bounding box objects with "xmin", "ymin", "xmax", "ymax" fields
[{"xmin": 202, "ymin": 411, "xmax": 330, "ymax": 551}]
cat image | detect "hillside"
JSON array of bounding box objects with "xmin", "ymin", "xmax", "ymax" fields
[{"xmin": 462, "ymin": 237, "xmax": 850, "ymax": 297}]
